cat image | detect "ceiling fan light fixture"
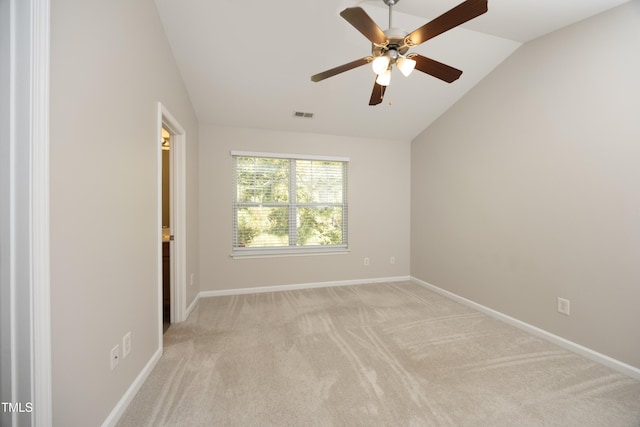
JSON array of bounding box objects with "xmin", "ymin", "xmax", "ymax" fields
[
  {"xmin": 372, "ymin": 55, "xmax": 390, "ymax": 75},
  {"xmin": 375, "ymin": 68, "xmax": 391, "ymax": 86},
  {"xmin": 311, "ymin": 0, "xmax": 489, "ymax": 105},
  {"xmin": 396, "ymin": 56, "xmax": 416, "ymax": 77}
]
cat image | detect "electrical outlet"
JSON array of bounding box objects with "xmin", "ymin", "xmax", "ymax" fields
[
  {"xmin": 364, "ymin": 257, "xmax": 370, "ymax": 266},
  {"xmin": 557, "ymin": 297, "xmax": 570, "ymax": 315},
  {"xmin": 122, "ymin": 332, "xmax": 132, "ymax": 358},
  {"xmin": 110, "ymin": 344, "xmax": 120, "ymax": 370},
  {"xmin": 390, "ymin": 256, "xmax": 396, "ymax": 265}
]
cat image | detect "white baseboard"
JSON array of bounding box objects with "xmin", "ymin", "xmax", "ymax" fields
[
  {"xmin": 185, "ymin": 292, "xmax": 200, "ymax": 318},
  {"xmin": 101, "ymin": 346, "xmax": 163, "ymax": 427},
  {"xmin": 410, "ymin": 276, "xmax": 640, "ymax": 381},
  {"xmin": 198, "ymin": 276, "xmax": 411, "ymax": 299}
]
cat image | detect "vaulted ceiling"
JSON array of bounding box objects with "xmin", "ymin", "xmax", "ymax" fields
[{"xmin": 154, "ymin": 0, "xmax": 630, "ymax": 141}]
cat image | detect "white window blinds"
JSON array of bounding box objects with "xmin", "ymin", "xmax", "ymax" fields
[{"xmin": 232, "ymin": 152, "xmax": 348, "ymax": 254}]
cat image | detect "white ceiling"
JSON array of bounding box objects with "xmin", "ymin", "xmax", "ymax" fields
[{"xmin": 154, "ymin": 0, "xmax": 630, "ymax": 141}]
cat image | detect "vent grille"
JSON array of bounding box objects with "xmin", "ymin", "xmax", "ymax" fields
[{"xmin": 293, "ymin": 111, "xmax": 314, "ymax": 119}]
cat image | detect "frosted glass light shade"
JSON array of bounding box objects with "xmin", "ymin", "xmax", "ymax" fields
[
  {"xmin": 375, "ymin": 68, "xmax": 391, "ymax": 86},
  {"xmin": 372, "ymin": 55, "xmax": 390, "ymax": 75},
  {"xmin": 397, "ymin": 56, "xmax": 416, "ymax": 77}
]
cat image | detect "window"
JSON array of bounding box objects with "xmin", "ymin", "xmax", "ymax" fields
[{"xmin": 232, "ymin": 151, "xmax": 348, "ymax": 256}]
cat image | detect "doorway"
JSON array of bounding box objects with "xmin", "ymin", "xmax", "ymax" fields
[
  {"xmin": 157, "ymin": 103, "xmax": 187, "ymax": 345},
  {"xmin": 161, "ymin": 127, "xmax": 172, "ymax": 333}
]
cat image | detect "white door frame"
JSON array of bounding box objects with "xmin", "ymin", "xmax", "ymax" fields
[
  {"xmin": 156, "ymin": 103, "xmax": 187, "ymax": 343},
  {"xmin": 1, "ymin": 0, "xmax": 52, "ymax": 425}
]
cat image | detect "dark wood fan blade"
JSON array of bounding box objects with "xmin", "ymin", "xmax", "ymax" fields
[
  {"xmin": 369, "ymin": 80, "xmax": 386, "ymax": 106},
  {"xmin": 405, "ymin": 0, "xmax": 487, "ymax": 46},
  {"xmin": 340, "ymin": 7, "xmax": 387, "ymax": 45},
  {"xmin": 311, "ymin": 57, "xmax": 371, "ymax": 82},
  {"xmin": 412, "ymin": 54, "xmax": 463, "ymax": 83}
]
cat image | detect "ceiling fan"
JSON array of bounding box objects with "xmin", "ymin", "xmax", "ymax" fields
[{"xmin": 311, "ymin": 0, "xmax": 488, "ymax": 105}]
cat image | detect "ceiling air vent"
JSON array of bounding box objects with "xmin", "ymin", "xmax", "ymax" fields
[{"xmin": 293, "ymin": 111, "xmax": 314, "ymax": 119}]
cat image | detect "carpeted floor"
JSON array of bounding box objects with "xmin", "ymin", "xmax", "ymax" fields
[{"xmin": 117, "ymin": 281, "xmax": 640, "ymax": 426}]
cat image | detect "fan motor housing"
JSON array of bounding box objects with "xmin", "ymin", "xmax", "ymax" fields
[{"xmin": 372, "ymin": 28, "xmax": 409, "ymax": 58}]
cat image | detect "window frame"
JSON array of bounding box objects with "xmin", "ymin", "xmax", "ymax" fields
[{"xmin": 231, "ymin": 151, "xmax": 349, "ymax": 258}]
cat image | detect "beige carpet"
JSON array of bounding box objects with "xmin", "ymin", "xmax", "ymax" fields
[{"xmin": 117, "ymin": 281, "xmax": 640, "ymax": 426}]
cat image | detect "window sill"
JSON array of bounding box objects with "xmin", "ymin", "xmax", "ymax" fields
[{"xmin": 230, "ymin": 247, "xmax": 349, "ymax": 259}]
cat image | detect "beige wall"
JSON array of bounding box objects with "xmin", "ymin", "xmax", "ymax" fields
[
  {"xmin": 411, "ymin": 1, "xmax": 640, "ymax": 369},
  {"xmin": 50, "ymin": 0, "xmax": 199, "ymax": 425},
  {"xmin": 199, "ymin": 125, "xmax": 411, "ymax": 290}
]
